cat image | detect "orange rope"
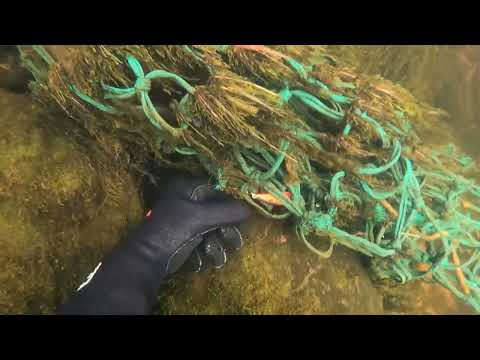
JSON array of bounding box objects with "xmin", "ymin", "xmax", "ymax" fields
[
  {"xmin": 251, "ymin": 192, "xmax": 292, "ymax": 206},
  {"xmin": 380, "ymin": 199, "xmax": 398, "ymax": 218},
  {"xmin": 461, "ymin": 199, "xmax": 480, "ymax": 213},
  {"xmin": 451, "ymin": 240, "xmax": 470, "ymax": 295},
  {"xmin": 414, "ymin": 262, "xmax": 431, "ymax": 272},
  {"xmin": 423, "ymin": 230, "xmax": 449, "ymax": 242}
]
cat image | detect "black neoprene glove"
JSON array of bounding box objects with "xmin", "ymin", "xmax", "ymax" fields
[{"xmin": 57, "ymin": 176, "xmax": 251, "ymax": 315}]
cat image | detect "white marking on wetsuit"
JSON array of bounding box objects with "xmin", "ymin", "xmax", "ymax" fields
[{"xmin": 77, "ymin": 262, "xmax": 102, "ymax": 291}]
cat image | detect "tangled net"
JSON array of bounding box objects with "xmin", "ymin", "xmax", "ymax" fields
[{"xmin": 19, "ymin": 45, "xmax": 480, "ymax": 312}]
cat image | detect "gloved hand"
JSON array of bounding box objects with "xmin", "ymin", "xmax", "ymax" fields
[
  {"xmin": 143, "ymin": 176, "xmax": 249, "ymax": 275},
  {"xmin": 57, "ymin": 175, "xmax": 251, "ymax": 315},
  {"xmin": 183, "ymin": 226, "xmax": 245, "ymax": 272},
  {"xmin": 180, "ymin": 181, "xmax": 246, "ymax": 273}
]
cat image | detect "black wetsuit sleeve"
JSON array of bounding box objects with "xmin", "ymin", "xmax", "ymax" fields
[
  {"xmin": 56, "ymin": 231, "xmax": 168, "ymax": 315},
  {"xmin": 56, "ymin": 176, "xmax": 251, "ymax": 315}
]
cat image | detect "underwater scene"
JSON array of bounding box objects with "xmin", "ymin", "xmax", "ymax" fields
[{"xmin": 1, "ymin": 45, "xmax": 480, "ymax": 315}]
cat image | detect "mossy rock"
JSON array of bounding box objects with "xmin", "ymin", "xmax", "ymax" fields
[
  {"xmin": 379, "ymin": 280, "xmax": 476, "ymax": 315},
  {"xmin": 156, "ymin": 215, "xmax": 475, "ymax": 315},
  {"xmin": 0, "ymin": 46, "xmax": 32, "ymax": 93},
  {"xmin": 0, "ymin": 90, "xmax": 143, "ymax": 314},
  {"xmin": 156, "ymin": 216, "xmax": 385, "ymax": 315}
]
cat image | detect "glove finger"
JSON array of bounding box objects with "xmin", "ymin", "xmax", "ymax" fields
[
  {"xmin": 180, "ymin": 248, "xmax": 203, "ymax": 273},
  {"xmin": 163, "ymin": 176, "xmax": 231, "ymax": 203},
  {"xmin": 218, "ymin": 226, "xmax": 244, "ymax": 252},
  {"xmin": 198, "ymin": 232, "xmax": 227, "ymax": 270},
  {"xmin": 194, "ymin": 199, "xmax": 251, "ymax": 232},
  {"xmin": 165, "ymin": 234, "xmax": 205, "ymax": 275},
  {"xmin": 189, "ymin": 183, "xmax": 228, "ymax": 202}
]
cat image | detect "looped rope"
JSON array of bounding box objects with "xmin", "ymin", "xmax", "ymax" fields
[
  {"xmin": 354, "ymin": 108, "xmax": 391, "ymax": 148},
  {"xmin": 134, "ymin": 77, "xmax": 152, "ymax": 93},
  {"xmin": 100, "ymin": 55, "xmax": 195, "ymax": 137},
  {"xmin": 357, "ymin": 139, "xmax": 402, "ymax": 176},
  {"xmin": 279, "ymin": 87, "xmax": 345, "ymax": 122}
]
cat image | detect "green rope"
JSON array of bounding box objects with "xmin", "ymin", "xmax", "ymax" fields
[
  {"xmin": 182, "ymin": 45, "xmax": 205, "ymax": 63},
  {"xmin": 69, "ymin": 85, "xmax": 119, "ymax": 114},
  {"xmin": 357, "ymin": 139, "xmax": 402, "ymax": 176},
  {"xmin": 279, "ymin": 87, "xmax": 345, "ymax": 122},
  {"xmin": 343, "ymin": 123, "xmax": 352, "ymax": 136},
  {"xmin": 284, "ymin": 57, "xmax": 309, "ymax": 79},
  {"xmin": 374, "ymin": 203, "xmax": 388, "ymax": 223},
  {"xmin": 258, "ymin": 140, "xmax": 290, "ymax": 181},
  {"xmin": 307, "ymin": 212, "xmax": 395, "ymax": 257},
  {"xmin": 32, "ymin": 45, "xmax": 55, "ymax": 65},
  {"xmin": 307, "ymin": 78, "xmax": 353, "ymax": 105},
  {"xmin": 354, "ymin": 108, "xmax": 390, "ymax": 148},
  {"xmin": 297, "ymin": 225, "xmax": 335, "ymax": 258},
  {"xmin": 330, "ymin": 171, "xmax": 346, "ymax": 200},
  {"xmin": 102, "ymin": 55, "xmax": 193, "ymax": 137},
  {"xmin": 174, "ymin": 146, "xmax": 198, "ymax": 155},
  {"xmin": 360, "ymin": 181, "xmax": 400, "ymax": 200},
  {"xmin": 18, "ymin": 45, "xmax": 53, "ymax": 82}
]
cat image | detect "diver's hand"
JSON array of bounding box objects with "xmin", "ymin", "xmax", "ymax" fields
[
  {"xmin": 180, "ymin": 181, "xmax": 247, "ymax": 273},
  {"xmin": 57, "ymin": 176, "xmax": 251, "ymax": 315},
  {"xmin": 142, "ymin": 176, "xmax": 251, "ymax": 275}
]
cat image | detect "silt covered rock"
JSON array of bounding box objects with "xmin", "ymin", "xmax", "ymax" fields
[{"xmin": 0, "ymin": 89, "xmax": 143, "ymax": 314}]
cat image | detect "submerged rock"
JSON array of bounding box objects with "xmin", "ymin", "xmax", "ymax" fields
[
  {"xmin": 156, "ymin": 216, "xmax": 385, "ymax": 315},
  {"xmin": 157, "ymin": 214, "xmax": 475, "ymax": 315},
  {"xmin": 0, "ymin": 90, "xmax": 143, "ymax": 314},
  {"xmin": 380, "ymin": 280, "xmax": 476, "ymax": 315},
  {"xmin": 0, "ymin": 46, "xmax": 32, "ymax": 94}
]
